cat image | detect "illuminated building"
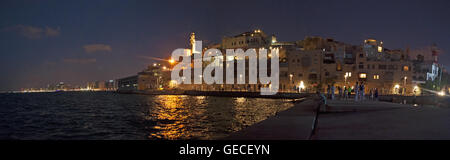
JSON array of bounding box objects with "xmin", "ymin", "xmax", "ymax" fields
[
  {"xmin": 127, "ymin": 30, "xmax": 443, "ymax": 95},
  {"xmin": 137, "ymin": 64, "xmax": 171, "ymax": 90},
  {"xmin": 221, "ymin": 29, "xmax": 273, "ymax": 49},
  {"xmin": 117, "ymin": 62, "xmax": 172, "ymax": 92},
  {"xmin": 117, "ymin": 75, "xmax": 138, "ymax": 91}
]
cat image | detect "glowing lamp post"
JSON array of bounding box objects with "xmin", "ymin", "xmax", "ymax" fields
[
  {"xmin": 403, "ymin": 76, "xmax": 407, "ymax": 95},
  {"xmin": 168, "ymin": 58, "xmax": 175, "ymax": 64},
  {"xmin": 289, "ymin": 74, "xmax": 293, "ymax": 92},
  {"xmin": 299, "ymin": 81, "xmax": 305, "ymax": 93}
]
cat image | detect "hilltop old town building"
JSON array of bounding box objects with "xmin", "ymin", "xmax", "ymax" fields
[{"xmin": 118, "ymin": 30, "xmax": 445, "ymax": 95}]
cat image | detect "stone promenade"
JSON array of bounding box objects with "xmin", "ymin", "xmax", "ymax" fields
[{"xmin": 227, "ymin": 97, "xmax": 450, "ymax": 140}]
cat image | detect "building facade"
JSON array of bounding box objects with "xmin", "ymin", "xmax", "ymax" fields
[
  {"xmin": 129, "ymin": 29, "xmax": 443, "ymax": 96},
  {"xmin": 117, "ymin": 63, "xmax": 172, "ymax": 92}
]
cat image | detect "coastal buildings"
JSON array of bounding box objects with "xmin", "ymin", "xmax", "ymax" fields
[
  {"xmin": 86, "ymin": 80, "xmax": 116, "ymax": 91},
  {"xmin": 121, "ymin": 29, "xmax": 446, "ymax": 95},
  {"xmin": 136, "ymin": 63, "xmax": 171, "ymax": 91},
  {"xmin": 117, "ymin": 75, "xmax": 138, "ymax": 91},
  {"xmin": 20, "ymin": 80, "xmax": 117, "ymax": 92},
  {"xmin": 283, "ymin": 36, "xmax": 443, "ymax": 95},
  {"xmin": 117, "ymin": 63, "xmax": 172, "ymax": 92}
]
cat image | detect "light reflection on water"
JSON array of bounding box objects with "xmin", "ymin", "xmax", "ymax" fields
[
  {"xmin": 147, "ymin": 95, "xmax": 294, "ymax": 140},
  {"xmin": 0, "ymin": 92, "xmax": 294, "ymax": 140}
]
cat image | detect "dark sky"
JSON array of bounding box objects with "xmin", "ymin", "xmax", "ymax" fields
[{"xmin": 1, "ymin": 0, "xmax": 449, "ymax": 91}]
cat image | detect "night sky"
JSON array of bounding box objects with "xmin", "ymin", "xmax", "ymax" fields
[{"xmin": 1, "ymin": 0, "xmax": 449, "ymax": 91}]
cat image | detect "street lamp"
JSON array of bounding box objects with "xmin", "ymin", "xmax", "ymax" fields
[
  {"xmin": 289, "ymin": 74, "xmax": 293, "ymax": 92},
  {"xmin": 168, "ymin": 58, "xmax": 175, "ymax": 64},
  {"xmin": 299, "ymin": 81, "xmax": 305, "ymax": 93},
  {"xmin": 403, "ymin": 76, "xmax": 407, "ymax": 95}
]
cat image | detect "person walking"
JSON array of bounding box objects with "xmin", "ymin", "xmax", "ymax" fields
[
  {"xmin": 331, "ymin": 85, "xmax": 335, "ymax": 100},
  {"xmin": 369, "ymin": 89, "xmax": 373, "ymax": 100},
  {"xmin": 317, "ymin": 91, "xmax": 328, "ymax": 112},
  {"xmin": 326, "ymin": 85, "xmax": 331, "ymax": 99},
  {"xmin": 342, "ymin": 86, "xmax": 346, "ymax": 99},
  {"xmin": 360, "ymin": 82, "xmax": 365, "ymax": 101},
  {"xmin": 354, "ymin": 82, "xmax": 359, "ymax": 101},
  {"xmin": 347, "ymin": 86, "xmax": 351, "ymax": 100},
  {"xmin": 374, "ymin": 88, "xmax": 379, "ymax": 101}
]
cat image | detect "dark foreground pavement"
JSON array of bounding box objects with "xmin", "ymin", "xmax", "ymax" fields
[
  {"xmin": 226, "ymin": 97, "xmax": 450, "ymax": 140},
  {"xmin": 313, "ymin": 99, "xmax": 450, "ymax": 140}
]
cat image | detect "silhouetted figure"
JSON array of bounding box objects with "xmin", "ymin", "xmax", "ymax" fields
[
  {"xmin": 347, "ymin": 86, "xmax": 351, "ymax": 100},
  {"xmin": 374, "ymin": 88, "xmax": 379, "ymax": 101},
  {"xmin": 326, "ymin": 85, "xmax": 331, "ymax": 99},
  {"xmin": 354, "ymin": 82, "xmax": 359, "ymax": 101},
  {"xmin": 317, "ymin": 91, "xmax": 327, "ymax": 112},
  {"xmin": 331, "ymin": 85, "xmax": 335, "ymax": 100},
  {"xmin": 360, "ymin": 82, "xmax": 365, "ymax": 101}
]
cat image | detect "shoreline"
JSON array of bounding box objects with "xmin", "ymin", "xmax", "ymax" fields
[
  {"xmin": 116, "ymin": 90, "xmax": 312, "ymax": 99},
  {"xmin": 115, "ymin": 90, "xmax": 449, "ymax": 105}
]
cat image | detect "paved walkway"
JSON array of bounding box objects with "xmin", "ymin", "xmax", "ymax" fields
[
  {"xmin": 313, "ymin": 99, "xmax": 450, "ymax": 140},
  {"xmin": 226, "ymin": 98, "xmax": 450, "ymax": 140}
]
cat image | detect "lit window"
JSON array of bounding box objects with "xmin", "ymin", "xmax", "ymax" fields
[
  {"xmin": 403, "ymin": 66, "xmax": 409, "ymax": 71},
  {"xmin": 359, "ymin": 73, "xmax": 367, "ymax": 79},
  {"xmin": 378, "ymin": 46, "xmax": 383, "ymax": 52},
  {"xmin": 373, "ymin": 74, "xmax": 380, "ymax": 79},
  {"xmin": 345, "ymin": 72, "xmax": 351, "ymax": 78},
  {"xmin": 336, "ymin": 63, "xmax": 342, "ymax": 71}
]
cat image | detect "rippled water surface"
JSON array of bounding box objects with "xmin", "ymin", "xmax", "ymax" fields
[{"xmin": 0, "ymin": 92, "xmax": 294, "ymax": 140}]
